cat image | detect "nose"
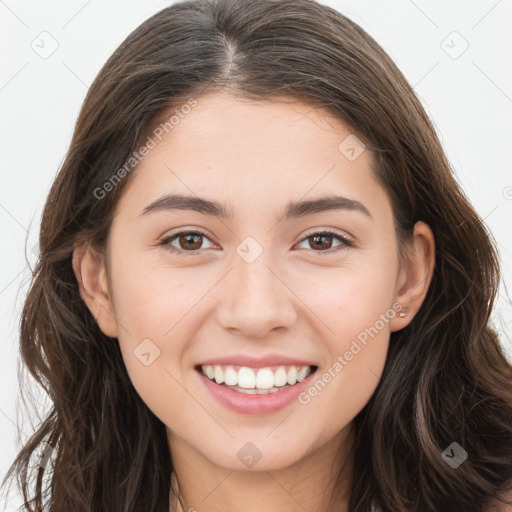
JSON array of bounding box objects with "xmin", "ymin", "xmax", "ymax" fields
[{"xmin": 214, "ymin": 249, "xmax": 298, "ymax": 339}]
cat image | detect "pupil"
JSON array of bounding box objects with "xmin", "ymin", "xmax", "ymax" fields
[
  {"xmin": 182, "ymin": 234, "xmax": 201, "ymax": 250},
  {"xmin": 312, "ymin": 234, "xmax": 331, "ymax": 250}
]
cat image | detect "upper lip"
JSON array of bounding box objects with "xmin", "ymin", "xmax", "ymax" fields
[{"xmin": 197, "ymin": 354, "xmax": 317, "ymax": 368}]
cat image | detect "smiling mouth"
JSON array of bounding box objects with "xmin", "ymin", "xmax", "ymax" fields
[{"xmin": 194, "ymin": 364, "xmax": 318, "ymax": 394}]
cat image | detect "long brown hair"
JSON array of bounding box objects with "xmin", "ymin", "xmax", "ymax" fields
[{"xmin": 3, "ymin": 0, "xmax": 512, "ymax": 510}]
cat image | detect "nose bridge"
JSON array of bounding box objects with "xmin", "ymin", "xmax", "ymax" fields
[
  {"xmin": 215, "ymin": 235, "xmax": 297, "ymax": 336},
  {"xmin": 237, "ymin": 252, "xmax": 278, "ymax": 300}
]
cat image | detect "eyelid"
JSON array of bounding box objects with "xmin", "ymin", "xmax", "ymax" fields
[{"xmin": 300, "ymin": 227, "xmax": 354, "ymax": 244}]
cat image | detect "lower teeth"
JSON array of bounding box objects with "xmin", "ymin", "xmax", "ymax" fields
[{"xmin": 219, "ymin": 383, "xmax": 292, "ymax": 394}]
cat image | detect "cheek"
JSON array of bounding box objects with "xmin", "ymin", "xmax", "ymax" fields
[
  {"xmin": 106, "ymin": 254, "xmax": 194, "ymax": 401},
  {"xmin": 110, "ymin": 252, "xmax": 200, "ymax": 340},
  {"xmin": 109, "ymin": 262, "xmax": 195, "ymax": 425},
  {"xmin": 293, "ymin": 258, "xmax": 396, "ymax": 424},
  {"xmin": 297, "ymin": 253, "xmax": 398, "ymax": 341},
  {"xmin": 321, "ymin": 289, "xmax": 391, "ymax": 380}
]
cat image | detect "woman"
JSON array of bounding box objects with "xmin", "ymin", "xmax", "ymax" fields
[{"xmin": 3, "ymin": 0, "xmax": 512, "ymax": 510}]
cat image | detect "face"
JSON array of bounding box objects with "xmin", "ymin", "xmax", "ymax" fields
[{"xmin": 76, "ymin": 91, "xmax": 432, "ymax": 473}]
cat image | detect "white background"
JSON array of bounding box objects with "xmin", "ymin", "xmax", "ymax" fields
[{"xmin": 1, "ymin": 0, "xmax": 511, "ymax": 509}]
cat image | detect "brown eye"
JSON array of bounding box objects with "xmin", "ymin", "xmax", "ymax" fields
[
  {"xmin": 159, "ymin": 229, "xmax": 353, "ymax": 256},
  {"xmin": 159, "ymin": 231, "xmax": 215, "ymax": 254},
  {"xmin": 176, "ymin": 233, "xmax": 203, "ymax": 250},
  {"xmin": 308, "ymin": 233, "xmax": 335, "ymax": 250},
  {"xmin": 297, "ymin": 230, "xmax": 353, "ymax": 255}
]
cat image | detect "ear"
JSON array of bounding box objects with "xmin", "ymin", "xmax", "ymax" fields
[
  {"xmin": 72, "ymin": 242, "xmax": 119, "ymax": 338},
  {"xmin": 390, "ymin": 221, "xmax": 435, "ymax": 332}
]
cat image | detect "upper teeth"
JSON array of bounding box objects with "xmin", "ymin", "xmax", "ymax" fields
[{"xmin": 201, "ymin": 365, "xmax": 312, "ymax": 389}]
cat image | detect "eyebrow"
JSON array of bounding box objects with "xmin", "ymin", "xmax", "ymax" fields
[{"xmin": 140, "ymin": 193, "xmax": 372, "ymax": 221}]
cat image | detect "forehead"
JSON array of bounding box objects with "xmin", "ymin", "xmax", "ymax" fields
[{"xmin": 115, "ymin": 91, "xmax": 387, "ymax": 220}]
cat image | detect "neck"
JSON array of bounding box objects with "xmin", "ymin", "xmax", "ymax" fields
[{"xmin": 167, "ymin": 425, "xmax": 354, "ymax": 512}]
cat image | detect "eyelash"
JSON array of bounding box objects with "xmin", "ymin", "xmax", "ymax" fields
[{"xmin": 158, "ymin": 229, "xmax": 354, "ymax": 256}]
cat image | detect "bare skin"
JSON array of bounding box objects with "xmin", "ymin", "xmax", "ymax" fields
[{"xmin": 73, "ymin": 91, "xmax": 435, "ymax": 512}]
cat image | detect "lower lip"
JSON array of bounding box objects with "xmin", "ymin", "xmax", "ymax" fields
[{"xmin": 196, "ymin": 368, "xmax": 317, "ymax": 415}]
